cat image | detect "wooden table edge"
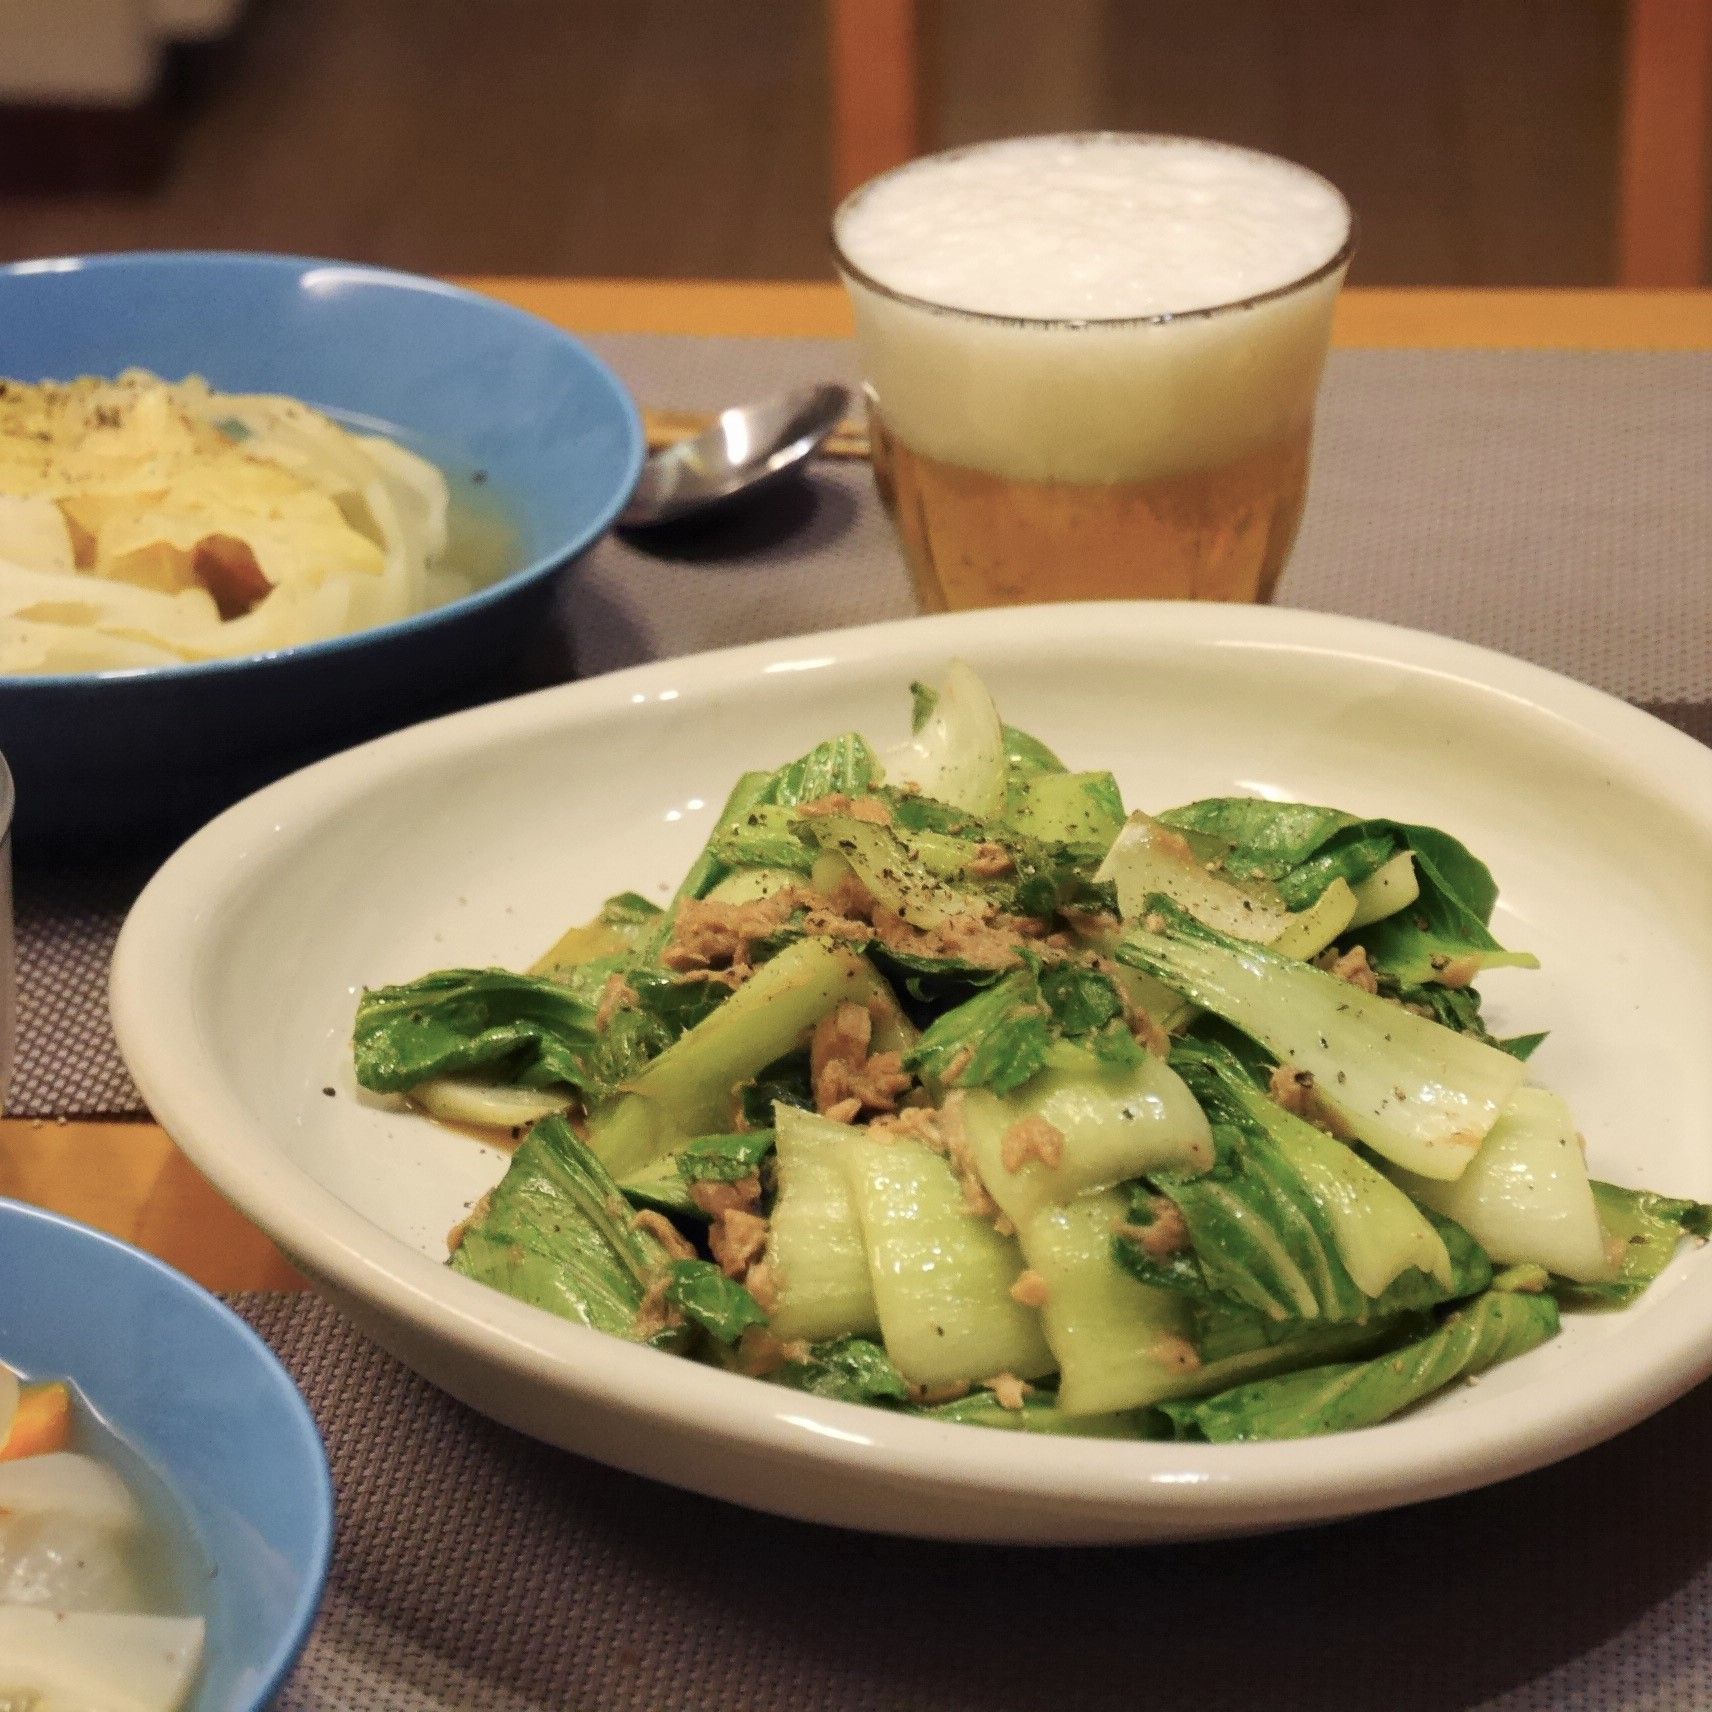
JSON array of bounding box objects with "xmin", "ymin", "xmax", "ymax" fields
[
  {"xmin": 460, "ymin": 279, "xmax": 1712, "ymax": 349},
  {"xmin": 1, "ymin": 1116, "xmax": 304, "ymax": 1292}
]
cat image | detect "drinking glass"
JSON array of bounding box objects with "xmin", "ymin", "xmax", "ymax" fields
[{"xmin": 834, "ymin": 134, "xmax": 1354, "ymax": 610}]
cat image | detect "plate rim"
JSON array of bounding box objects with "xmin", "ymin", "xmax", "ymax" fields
[{"xmin": 112, "ymin": 600, "xmax": 1712, "ymax": 1534}]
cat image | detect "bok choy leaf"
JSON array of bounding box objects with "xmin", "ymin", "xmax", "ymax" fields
[
  {"xmin": 840, "ymin": 1129, "xmax": 1054, "ymax": 1388},
  {"xmin": 352, "ymin": 964, "xmax": 721, "ymax": 1108},
  {"xmin": 1146, "ymin": 1037, "xmax": 1471, "ymax": 1315},
  {"xmin": 450, "ymin": 1115, "xmax": 686, "ymax": 1347},
  {"xmin": 664, "ymin": 1260, "xmax": 768, "ymax": 1345},
  {"xmin": 769, "ymin": 1336, "xmax": 910, "ymax": 1404},
  {"xmin": 585, "ymin": 939, "xmax": 893, "ymax": 1177},
  {"xmin": 907, "ymin": 962, "xmax": 1148, "ymax": 1098},
  {"xmin": 1156, "ymin": 798, "xmax": 1537, "ymax": 984},
  {"xmin": 1004, "ymin": 770, "xmax": 1126, "ymax": 848},
  {"xmin": 1116, "ymin": 899, "xmax": 1526, "ymax": 1180},
  {"xmin": 958, "ymin": 1050, "xmax": 1215, "ymax": 1231},
  {"xmin": 1556, "ymin": 1184, "xmax": 1712, "ymax": 1307},
  {"xmin": 531, "ymin": 891, "xmax": 663, "ymax": 978},
  {"xmin": 767, "ymin": 1105, "xmax": 880, "ymax": 1342},
  {"xmin": 676, "ymin": 735, "xmax": 880, "ymax": 902},
  {"xmin": 1389, "ymin": 1086, "xmax": 1615, "ymax": 1284},
  {"xmin": 884, "ymin": 660, "xmax": 1008, "ymax": 817},
  {"xmin": 1157, "ymin": 1285, "xmax": 1559, "ymax": 1441}
]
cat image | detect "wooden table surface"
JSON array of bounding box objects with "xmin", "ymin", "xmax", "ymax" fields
[{"xmin": 5, "ymin": 280, "xmax": 1710, "ymax": 1295}]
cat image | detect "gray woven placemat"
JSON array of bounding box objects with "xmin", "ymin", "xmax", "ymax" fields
[
  {"xmin": 10, "ymin": 340, "xmax": 1712, "ymax": 1117},
  {"xmin": 233, "ymin": 1289, "xmax": 1712, "ymax": 1712}
]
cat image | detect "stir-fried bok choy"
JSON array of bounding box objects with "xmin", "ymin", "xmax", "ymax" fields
[{"xmin": 351, "ymin": 664, "xmax": 1708, "ymax": 1442}]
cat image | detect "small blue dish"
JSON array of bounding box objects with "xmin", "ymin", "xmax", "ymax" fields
[
  {"xmin": 0, "ymin": 251, "xmax": 643, "ymax": 852},
  {"xmin": 0, "ymin": 1198, "xmax": 333, "ymax": 1710}
]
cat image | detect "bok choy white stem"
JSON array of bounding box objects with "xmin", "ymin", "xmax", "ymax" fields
[{"xmin": 1117, "ymin": 902, "xmax": 1526, "ymax": 1180}]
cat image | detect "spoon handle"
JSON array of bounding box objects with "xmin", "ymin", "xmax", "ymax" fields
[{"xmin": 641, "ymin": 405, "xmax": 871, "ymax": 460}]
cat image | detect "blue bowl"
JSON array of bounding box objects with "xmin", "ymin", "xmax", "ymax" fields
[
  {"xmin": 0, "ymin": 252, "xmax": 643, "ymax": 853},
  {"xmin": 0, "ymin": 1198, "xmax": 332, "ymax": 1710}
]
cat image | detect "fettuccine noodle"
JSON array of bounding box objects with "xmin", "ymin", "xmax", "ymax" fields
[{"xmin": 0, "ymin": 370, "xmax": 459, "ymax": 674}]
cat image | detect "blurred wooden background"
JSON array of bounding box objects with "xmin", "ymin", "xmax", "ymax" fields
[{"xmin": 0, "ymin": 0, "xmax": 1705, "ymax": 287}]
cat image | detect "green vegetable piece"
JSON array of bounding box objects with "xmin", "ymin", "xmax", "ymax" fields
[
  {"xmin": 738, "ymin": 1048, "xmax": 816, "ymax": 1129},
  {"xmin": 530, "ymin": 891, "xmax": 663, "ymax": 977},
  {"xmin": 1097, "ymin": 813, "xmax": 1358, "ymax": 990},
  {"xmin": 1060, "ymin": 911, "xmax": 1197, "ymax": 1041},
  {"xmin": 703, "ymin": 866, "xmax": 805, "ymax": 907},
  {"xmin": 677, "ymin": 736, "xmax": 880, "ymax": 905},
  {"xmin": 959, "ymin": 1052, "xmax": 1214, "ymax": 1232},
  {"xmin": 707, "ymin": 805, "xmax": 817, "ymax": 877},
  {"xmin": 1005, "ymin": 771, "xmax": 1125, "ymax": 848},
  {"xmin": 885, "ymin": 661, "xmax": 1008, "ymax": 818},
  {"xmin": 674, "ymin": 770, "xmax": 775, "ymax": 904},
  {"xmin": 354, "ymin": 969, "xmax": 606, "ymax": 1098},
  {"xmin": 1168, "ymin": 1037, "xmax": 1459, "ymax": 1312},
  {"xmin": 665, "ymin": 1259, "xmax": 769, "ymax": 1345},
  {"xmin": 1158, "ymin": 797, "xmax": 1358, "ymax": 878},
  {"xmin": 803, "ymin": 814, "xmax": 991, "ymax": 931},
  {"xmin": 409, "ymin": 1077, "xmax": 571, "ymax": 1133},
  {"xmin": 1038, "ymin": 962, "xmax": 1126, "ymax": 1034},
  {"xmin": 918, "ymin": 1391, "xmax": 1163, "ymax": 1439},
  {"xmin": 1557, "ymin": 1183, "xmax": 1712, "ymax": 1308},
  {"xmin": 1345, "ymin": 850, "xmax": 1420, "ymax": 930},
  {"xmin": 681, "ymin": 1129, "xmax": 774, "ymax": 1184},
  {"xmin": 768, "ymin": 732, "xmax": 879, "ymax": 807},
  {"xmin": 1157, "ymin": 1288, "xmax": 1560, "ymax": 1442},
  {"xmin": 908, "ymin": 963, "xmax": 1147, "ymax": 1100},
  {"xmin": 616, "ymin": 1154, "xmax": 699, "ymax": 1218},
  {"xmin": 1497, "ymin": 1032, "xmax": 1549, "ymax": 1062},
  {"xmin": 1117, "ymin": 899, "xmax": 1526, "ymax": 1180},
  {"xmin": 1157, "ymin": 799, "xmax": 1535, "ymax": 984},
  {"xmin": 1273, "ymin": 830, "xmax": 1399, "ymax": 912},
  {"xmin": 619, "ymin": 1130, "xmax": 775, "ymax": 1220},
  {"xmin": 841, "ymin": 1130, "xmax": 1053, "ymax": 1388},
  {"xmin": 1359, "ymin": 843, "xmax": 1537, "ymax": 985},
  {"xmin": 1023, "ymin": 1190, "xmax": 1203, "ymax": 1415},
  {"xmin": 1356, "ymin": 820, "xmax": 1534, "ymax": 983},
  {"xmin": 449, "ymin": 1115, "xmax": 684, "ymax": 1347},
  {"xmin": 1265, "ymin": 880, "xmax": 1362, "ymax": 962},
  {"xmin": 908, "ymin": 970, "xmax": 1052, "ymax": 1096},
  {"xmin": 585, "ymin": 939, "xmax": 892, "ymax": 1177},
  {"xmin": 397, "ymin": 945, "xmax": 718, "ymax": 1103},
  {"xmin": 1389, "ymin": 1086, "xmax": 1613, "ymax": 1284},
  {"xmin": 770, "ymin": 1336, "xmax": 910, "ymax": 1404},
  {"xmin": 1100, "ymin": 812, "xmax": 1296, "ymax": 941},
  {"xmin": 910, "ymin": 680, "xmax": 937, "ymax": 732},
  {"xmin": 1383, "ymin": 987, "xmax": 1546, "ymax": 1064},
  {"xmin": 769, "ymin": 1105, "xmax": 881, "ymax": 1342},
  {"xmin": 1000, "ymin": 724, "xmax": 1068, "ymax": 777}
]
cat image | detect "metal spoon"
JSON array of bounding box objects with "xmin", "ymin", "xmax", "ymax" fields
[{"xmin": 618, "ymin": 382, "xmax": 853, "ymax": 529}]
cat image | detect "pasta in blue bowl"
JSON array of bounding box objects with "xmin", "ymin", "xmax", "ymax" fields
[{"xmin": 0, "ymin": 252, "xmax": 642, "ymax": 850}]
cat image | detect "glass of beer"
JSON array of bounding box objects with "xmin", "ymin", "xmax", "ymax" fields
[{"xmin": 833, "ymin": 134, "xmax": 1353, "ymax": 609}]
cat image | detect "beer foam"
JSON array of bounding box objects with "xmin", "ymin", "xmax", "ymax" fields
[
  {"xmin": 836, "ymin": 135, "xmax": 1348, "ymax": 321},
  {"xmin": 837, "ymin": 136, "xmax": 1350, "ymax": 485}
]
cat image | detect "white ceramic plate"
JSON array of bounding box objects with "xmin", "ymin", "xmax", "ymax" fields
[{"xmin": 113, "ymin": 602, "xmax": 1712, "ymax": 1543}]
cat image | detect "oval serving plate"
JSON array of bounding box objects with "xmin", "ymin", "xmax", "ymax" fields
[{"xmin": 112, "ymin": 602, "xmax": 1712, "ymax": 1544}]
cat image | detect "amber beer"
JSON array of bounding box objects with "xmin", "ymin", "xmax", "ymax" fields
[{"xmin": 834, "ymin": 135, "xmax": 1353, "ymax": 609}]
